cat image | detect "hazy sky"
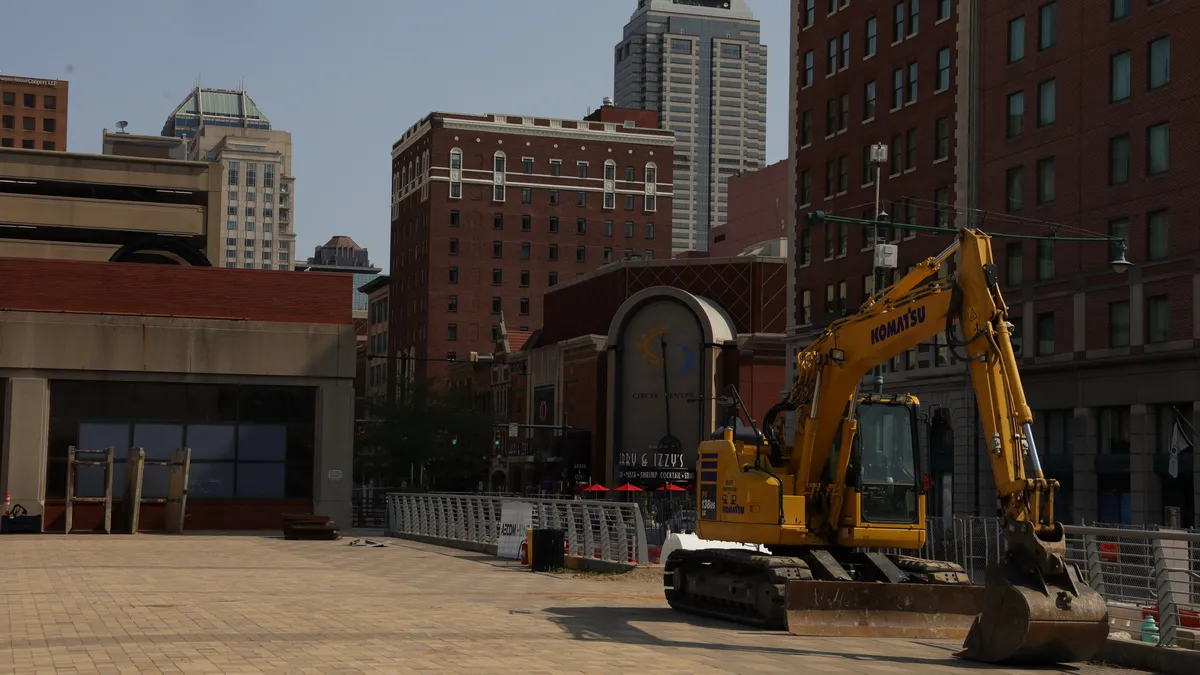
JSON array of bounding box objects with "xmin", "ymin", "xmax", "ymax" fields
[{"xmin": 2, "ymin": 0, "xmax": 790, "ymax": 271}]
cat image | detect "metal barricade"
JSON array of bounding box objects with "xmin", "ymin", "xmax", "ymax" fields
[{"xmin": 384, "ymin": 492, "xmax": 649, "ymax": 566}]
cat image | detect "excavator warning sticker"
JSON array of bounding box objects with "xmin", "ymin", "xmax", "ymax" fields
[
  {"xmin": 700, "ymin": 484, "xmax": 718, "ymax": 520},
  {"xmin": 870, "ymin": 306, "xmax": 927, "ymax": 344}
]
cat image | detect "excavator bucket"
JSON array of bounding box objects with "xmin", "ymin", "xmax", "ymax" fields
[
  {"xmin": 957, "ymin": 559, "xmax": 1110, "ymax": 665},
  {"xmin": 785, "ymin": 580, "xmax": 987, "ymax": 638}
]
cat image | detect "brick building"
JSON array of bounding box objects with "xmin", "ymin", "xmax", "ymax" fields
[
  {"xmin": 492, "ymin": 255, "xmax": 788, "ymax": 494},
  {"xmin": 0, "ymin": 74, "xmax": 68, "ymax": 151},
  {"xmin": 785, "ymin": 0, "xmax": 1200, "ymax": 527},
  {"xmin": 386, "ymin": 108, "xmax": 675, "ymax": 393},
  {"xmin": 708, "ymin": 159, "xmax": 789, "ymax": 257}
]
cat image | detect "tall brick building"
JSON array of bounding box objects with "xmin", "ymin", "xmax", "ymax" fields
[
  {"xmin": 786, "ymin": 0, "xmax": 1200, "ymax": 526},
  {"xmin": 0, "ymin": 74, "xmax": 68, "ymax": 151},
  {"xmin": 387, "ymin": 107, "xmax": 674, "ymax": 391}
]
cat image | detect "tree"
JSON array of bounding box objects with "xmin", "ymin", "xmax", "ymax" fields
[{"xmin": 355, "ymin": 380, "xmax": 495, "ymax": 491}]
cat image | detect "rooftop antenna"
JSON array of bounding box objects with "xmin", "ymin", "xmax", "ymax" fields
[{"xmin": 115, "ymin": 121, "xmax": 128, "ymax": 134}]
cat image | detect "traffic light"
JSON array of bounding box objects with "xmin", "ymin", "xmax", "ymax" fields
[
  {"xmin": 492, "ymin": 429, "xmax": 503, "ymax": 447},
  {"xmin": 450, "ymin": 435, "xmax": 458, "ymax": 446}
]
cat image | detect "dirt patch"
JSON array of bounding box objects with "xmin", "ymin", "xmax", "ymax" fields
[{"xmin": 547, "ymin": 566, "xmax": 664, "ymax": 583}]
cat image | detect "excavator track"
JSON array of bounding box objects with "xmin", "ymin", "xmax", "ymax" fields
[
  {"xmin": 663, "ymin": 548, "xmax": 975, "ymax": 630},
  {"xmin": 663, "ymin": 548, "xmax": 812, "ymax": 629}
]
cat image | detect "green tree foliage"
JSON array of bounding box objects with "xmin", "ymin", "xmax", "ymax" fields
[{"xmin": 355, "ymin": 380, "xmax": 495, "ymax": 491}]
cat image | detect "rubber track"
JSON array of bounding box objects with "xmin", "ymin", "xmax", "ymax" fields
[
  {"xmin": 888, "ymin": 554, "xmax": 973, "ymax": 584},
  {"xmin": 663, "ymin": 549, "xmax": 812, "ymax": 630}
]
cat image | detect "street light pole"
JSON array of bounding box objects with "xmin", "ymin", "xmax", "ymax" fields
[{"xmin": 869, "ymin": 142, "xmax": 889, "ymax": 394}]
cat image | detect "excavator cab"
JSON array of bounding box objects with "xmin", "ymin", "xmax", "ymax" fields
[{"xmin": 853, "ymin": 398, "xmax": 921, "ymax": 526}]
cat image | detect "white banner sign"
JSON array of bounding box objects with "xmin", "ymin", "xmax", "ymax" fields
[{"xmin": 496, "ymin": 501, "xmax": 534, "ymax": 560}]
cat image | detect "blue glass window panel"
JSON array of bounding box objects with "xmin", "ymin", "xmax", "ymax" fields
[
  {"xmin": 237, "ymin": 424, "xmax": 287, "ymax": 461},
  {"xmin": 236, "ymin": 463, "xmax": 286, "ymax": 499}
]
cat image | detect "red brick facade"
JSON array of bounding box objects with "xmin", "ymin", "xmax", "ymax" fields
[
  {"xmin": 388, "ymin": 111, "xmax": 675, "ymax": 389},
  {"xmin": 709, "ymin": 160, "xmax": 788, "ymax": 256},
  {"xmin": 791, "ymin": 0, "xmax": 962, "ymax": 333},
  {"xmin": 0, "ymin": 257, "xmax": 351, "ymax": 325}
]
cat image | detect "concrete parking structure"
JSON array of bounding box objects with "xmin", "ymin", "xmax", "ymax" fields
[{"xmin": 0, "ymin": 533, "xmax": 1152, "ymax": 674}]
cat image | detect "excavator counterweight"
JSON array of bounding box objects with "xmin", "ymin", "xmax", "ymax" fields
[{"xmin": 663, "ymin": 225, "xmax": 1111, "ymax": 666}]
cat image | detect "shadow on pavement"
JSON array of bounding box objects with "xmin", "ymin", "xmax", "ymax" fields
[{"xmin": 541, "ymin": 606, "xmax": 1085, "ymax": 672}]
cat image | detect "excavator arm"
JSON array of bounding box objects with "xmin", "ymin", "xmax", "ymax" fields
[{"xmin": 765, "ymin": 224, "xmax": 1108, "ymax": 664}]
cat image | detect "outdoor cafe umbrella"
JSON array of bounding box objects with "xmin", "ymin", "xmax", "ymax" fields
[
  {"xmin": 656, "ymin": 483, "xmax": 687, "ymax": 492},
  {"xmin": 614, "ymin": 483, "xmax": 643, "ymax": 492},
  {"xmin": 581, "ymin": 483, "xmax": 608, "ymax": 492}
]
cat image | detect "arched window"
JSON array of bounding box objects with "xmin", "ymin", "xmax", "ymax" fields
[
  {"xmin": 603, "ymin": 159, "xmax": 617, "ymax": 210},
  {"xmin": 644, "ymin": 162, "xmax": 658, "ymax": 213},
  {"xmin": 449, "ymin": 148, "xmax": 463, "ymax": 200},
  {"xmin": 492, "ymin": 151, "xmax": 507, "ymax": 202}
]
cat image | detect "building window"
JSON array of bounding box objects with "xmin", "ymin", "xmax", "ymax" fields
[
  {"xmin": 800, "ymin": 168, "xmax": 812, "ymax": 204},
  {"xmin": 933, "ymin": 186, "xmax": 950, "ymax": 227},
  {"xmin": 1112, "ymin": 0, "xmax": 1130, "ymax": 20},
  {"xmin": 905, "ymin": 128, "xmax": 917, "ymax": 170},
  {"xmin": 494, "ymin": 152, "xmax": 507, "ymax": 173},
  {"xmin": 519, "ymin": 298, "xmax": 531, "ymax": 316},
  {"xmin": 864, "ymin": 81, "xmax": 876, "ymax": 120},
  {"xmin": 228, "ymin": 161, "xmax": 239, "ymax": 186},
  {"xmin": 520, "ymin": 214, "xmax": 531, "ymax": 232},
  {"xmin": 838, "ymin": 156, "xmax": 849, "ymax": 193},
  {"xmin": 907, "ymin": 61, "xmax": 918, "ymax": 102},
  {"xmin": 492, "ymin": 268, "xmax": 503, "ymax": 286},
  {"xmin": 1146, "ymin": 295, "xmax": 1169, "ymax": 343},
  {"xmin": 548, "ymin": 271, "xmax": 558, "ymax": 286},
  {"xmin": 889, "ymin": 133, "xmax": 902, "ymax": 175},
  {"xmin": 937, "ymin": 0, "xmax": 950, "ymax": 21},
  {"xmin": 575, "ymin": 246, "xmax": 586, "ymax": 262},
  {"xmin": 520, "ymin": 270, "xmax": 531, "ymax": 287},
  {"xmin": 1008, "ymin": 16, "xmax": 1026, "ymax": 63},
  {"xmin": 491, "ymin": 297, "xmax": 502, "ymax": 314},
  {"xmin": 801, "ymin": 109, "xmax": 813, "ymax": 145},
  {"xmin": 577, "ymin": 191, "xmax": 586, "ymax": 206},
  {"xmin": 1111, "ymin": 51, "xmax": 1131, "ymax": 101},
  {"xmin": 826, "ymin": 99, "xmax": 837, "ymax": 136},
  {"xmin": 448, "ymin": 267, "xmax": 459, "ymax": 284},
  {"xmin": 800, "ymin": 229, "xmax": 812, "ymax": 266},
  {"xmin": 1039, "ymin": 2, "xmax": 1057, "ymax": 50},
  {"xmin": 827, "ymin": 37, "xmax": 838, "ymax": 75},
  {"xmin": 492, "ymin": 241, "xmax": 503, "ymax": 258},
  {"xmin": 1147, "ymin": 210, "xmax": 1168, "ymax": 260},
  {"xmin": 576, "ymin": 161, "xmax": 588, "ymax": 179},
  {"xmin": 41, "ymin": 141, "xmax": 55, "ymax": 151},
  {"xmin": 1148, "ymin": 36, "xmax": 1170, "ymax": 90},
  {"xmin": 1037, "ymin": 79, "xmax": 1056, "ymax": 126},
  {"xmin": 936, "ymin": 47, "xmax": 951, "ymax": 90},
  {"xmin": 494, "ymin": 213, "xmax": 504, "ymax": 230},
  {"xmin": 1006, "ymin": 166, "xmax": 1023, "ymax": 213},
  {"xmin": 893, "ymin": 2, "xmax": 905, "ymax": 42},
  {"xmin": 549, "ymin": 243, "xmax": 559, "ymax": 261},
  {"xmin": 805, "ymin": 0, "xmax": 815, "ymax": 27},
  {"xmin": 1006, "ymin": 91, "xmax": 1024, "ymax": 138},
  {"xmin": 935, "ymin": 117, "xmax": 949, "ymax": 160},
  {"xmin": 804, "ymin": 50, "xmax": 814, "ymax": 86},
  {"xmin": 1036, "ymin": 157, "xmax": 1055, "ymax": 204},
  {"xmin": 521, "ymin": 187, "xmax": 532, "ymax": 204},
  {"xmin": 1036, "ymin": 239, "xmax": 1055, "ymax": 280},
  {"xmin": 892, "ymin": 68, "xmax": 904, "ymax": 110},
  {"xmin": 839, "ymin": 94, "xmax": 849, "ymax": 131},
  {"xmin": 866, "ymin": 16, "xmax": 877, "ymax": 56},
  {"xmin": 1098, "ymin": 407, "xmax": 1131, "ymax": 454},
  {"xmin": 448, "ymin": 238, "xmax": 459, "ymax": 255},
  {"xmin": 449, "ymin": 210, "xmax": 460, "ymax": 227},
  {"xmin": 447, "ymin": 324, "xmax": 458, "ymax": 341},
  {"xmin": 1109, "ymin": 135, "xmax": 1130, "ymax": 185},
  {"xmin": 447, "ymin": 295, "xmax": 458, "ymax": 312},
  {"xmin": 1147, "ymin": 122, "xmax": 1169, "ymax": 175},
  {"xmin": 1005, "ymin": 242, "xmax": 1023, "ymax": 286},
  {"xmin": 522, "ymin": 158, "xmax": 534, "ymax": 174},
  {"xmin": 909, "ymin": 0, "xmax": 919, "ymax": 35},
  {"xmin": 645, "ymin": 222, "xmax": 654, "ymax": 238},
  {"xmin": 42, "ymin": 117, "xmax": 56, "ymax": 132},
  {"xmin": 1108, "ymin": 218, "xmax": 1129, "ymax": 261},
  {"xmin": 520, "ymin": 242, "xmax": 531, "ymax": 260},
  {"xmin": 603, "ymin": 247, "xmax": 613, "ymax": 264},
  {"xmin": 576, "ymin": 218, "xmax": 587, "ymax": 235},
  {"xmin": 1109, "ymin": 300, "xmax": 1130, "ymax": 348},
  {"xmin": 624, "ymin": 221, "xmax": 635, "ymax": 238},
  {"xmin": 1036, "ymin": 312, "xmax": 1054, "ymax": 356},
  {"xmin": 549, "ymin": 216, "xmax": 559, "ymax": 233}
]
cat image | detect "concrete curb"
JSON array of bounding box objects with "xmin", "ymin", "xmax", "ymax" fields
[{"xmin": 1096, "ymin": 638, "xmax": 1200, "ymax": 675}]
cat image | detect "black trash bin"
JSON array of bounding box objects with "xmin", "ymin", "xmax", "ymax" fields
[
  {"xmin": 1, "ymin": 505, "xmax": 42, "ymax": 534},
  {"xmin": 529, "ymin": 528, "xmax": 565, "ymax": 572}
]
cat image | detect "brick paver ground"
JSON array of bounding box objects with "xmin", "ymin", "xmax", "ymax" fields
[{"xmin": 0, "ymin": 533, "xmax": 1147, "ymax": 674}]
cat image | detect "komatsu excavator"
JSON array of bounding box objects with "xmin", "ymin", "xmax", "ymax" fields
[{"xmin": 663, "ymin": 218, "xmax": 1112, "ymax": 665}]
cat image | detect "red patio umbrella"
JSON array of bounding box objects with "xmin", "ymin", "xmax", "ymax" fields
[
  {"xmin": 581, "ymin": 483, "xmax": 609, "ymax": 492},
  {"xmin": 656, "ymin": 483, "xmax": 687, "ymax": 492},
  {"xmin": 614, "ymin": 483, "xmax": 643, "ymax": 492}
]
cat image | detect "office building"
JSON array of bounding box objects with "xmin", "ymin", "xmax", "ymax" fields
[
  {"xmin": 784, "ymin": 0, "xmax": 1200, "ymax": 527},
  {"xmin": 297, "ymin": 236, "xmax": 382, "ymax": 319},
  {"xmin": 0, "ymin": 74, "xmax": 68, "ymax": 151},
  {"xmin": 387, "ymin": 107, "xmax": 675, "ymax": 390},
  {"xmin": 162, "ymin": 86, "xmax": 297, "ymax": 271},
  {"xmin": 614, "ymin": 0, "xmax": 768, "ymax": 254}
]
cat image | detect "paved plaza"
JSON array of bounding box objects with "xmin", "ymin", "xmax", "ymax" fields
[{"xmin": 0, "ymin": 532, "xmax": 1150, "ymax": 674}]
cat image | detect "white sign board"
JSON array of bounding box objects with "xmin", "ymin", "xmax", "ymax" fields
[
  {"xmin": 508, "ymin": 423, "xmax": 519, "ymax": 438},
  {"xmin": 327, "ymin": 469, "xmax": 343, "ymax": 481},
  {"xmin": 496, "ymin": 501, "xmax": 534, "ymax": 559},
  {"xmin": 874, "ymin": 243, "xmax": 898, "ymax": 269}
]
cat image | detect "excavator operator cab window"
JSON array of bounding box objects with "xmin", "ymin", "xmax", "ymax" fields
[{"xmin": 855, "ymin": 402, "xmax": 920, "ymax": 524}]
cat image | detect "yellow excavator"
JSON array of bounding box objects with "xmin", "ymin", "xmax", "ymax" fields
[{"xmin": 663, "ymin": 219, "xmax": 1112, "ymax": 665}]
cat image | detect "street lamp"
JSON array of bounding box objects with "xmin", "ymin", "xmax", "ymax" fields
[
  {"xmin": 868, "ymin": 142, "xmax": 890, "ymax": 395},
  {"xmin": 1110, "ymin": 239, "xmax": 1133, "ymax": 274}
]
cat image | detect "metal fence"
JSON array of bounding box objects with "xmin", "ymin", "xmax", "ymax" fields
[
  {"xmin": 384, "ymin": 492, "xmax": 650, "ymax": 565},
  {"xmin": 897, "ymin": 516, "xmax": 1200, "ymax": 648}
]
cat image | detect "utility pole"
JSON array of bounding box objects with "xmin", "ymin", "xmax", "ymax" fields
[{"xmin": 869, "ymin": 142, "xmax": 891, "ymax": 394}]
